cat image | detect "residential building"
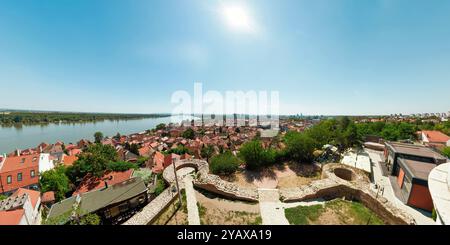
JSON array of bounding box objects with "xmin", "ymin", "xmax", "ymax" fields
[
  {"xmin": 72, "ymin": 169, "xmax": 134, "ymax": 196},
  {"xmin": 0, "ymin": 188, "xmax": 41, "ymax": 225},
  {"xmin": 0, "ymin": 154, "xmax": 40, "ymax": 195},
  {"xmin": 47, "ymin": 177, "xmax": 148, "ymax": 225},
  {"xmin": 384, "ymin": 142, "xmax": 447, "ymax": 211},
  {"xmin": 61, "ymin": 154, "xmax": 78, "ymax": 167},
  {"xmin": 417, "ymin": 130, "xmax": 450, "ymax": 149}
]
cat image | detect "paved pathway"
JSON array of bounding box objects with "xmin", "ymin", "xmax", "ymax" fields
[
  {"xmin": 184, "ymin": 175, "xmax": 201, "ymax": 225},
  {"xmin": 258, "ymin": 188, "xmax": 289, "ymax": 225},
  {"xmin": 365, "ymin": 149, "xmax": 435, "ymax": 225}
]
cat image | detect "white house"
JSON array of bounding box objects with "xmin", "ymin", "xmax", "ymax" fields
[{"xmin": 38, "ymin": 153, "xmax": 55, "ymax": 173}]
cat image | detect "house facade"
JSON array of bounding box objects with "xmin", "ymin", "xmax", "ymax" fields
[
  {"xmin": 384, "ymin": 142, "xmax": 447, "ymax": 211},
  {"xmin": 0, "ymin": 154, "xmax": 40, "ymax": 196}
]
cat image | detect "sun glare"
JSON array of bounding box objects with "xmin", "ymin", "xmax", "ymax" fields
[{"xmin": 222, "ymin": 4, "xmax": 254, "ymax": 33}]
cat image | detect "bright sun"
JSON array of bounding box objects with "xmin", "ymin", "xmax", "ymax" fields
[{"xmin": 222, "ymin": 4, "xmax": 254, "ymax": 33}]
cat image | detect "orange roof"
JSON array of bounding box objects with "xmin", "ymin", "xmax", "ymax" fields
[
  {"xmin": 11, "ymin": 188, "xmax": 41, "ymax": 209},
  {"xmin": 138, "ymin": 146, "xmax": 151, "ymax": 156},
  {"xmin": 0, "ymin": 209, "xmax": 25, "ymax": 225},
  {"xmin": 72, "ymin": 169, "xmax": 134, "ymax": 196},
  {"xmin": 41, "ymin": 191, "xmax": 55, "ymax": 203},
  {"xmin": 62, "ymin": 155, "xmax": 78, "ymax": 167},
  {"xmin": 69, "ymin": 148, "xmax": 81, "ymax": 156},
  {"xmin": 422, "ymin": 130, "xmax": 450, "ymax": 143},
  {"xmin": 0, "ymin": 154, "xmax": 40, "ymax": 173}
]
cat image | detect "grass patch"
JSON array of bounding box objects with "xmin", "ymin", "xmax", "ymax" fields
[
  {"xmin": 284, "ymin": 204, "xmax": 324, "ymax": 225},
  {"xmin": 285, "ymin": 199, "xmax": 385, "ymax": 225}
]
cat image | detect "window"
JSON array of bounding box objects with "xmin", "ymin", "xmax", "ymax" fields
[
  {"xmin": 7, "ymin": 175, "xmax": 12, "ymax": 184},
  {"xmin": 30, "ymin": 170, "xmax": 36, "ymax": 178},
  {"xmin": 17, "ymin": 173, "xmax": 22, "ymax": 182}
]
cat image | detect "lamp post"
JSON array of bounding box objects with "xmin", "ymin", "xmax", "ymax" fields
[{"xmin": 172, "ymin": 157, "xmax": 183, "ymax": 207}]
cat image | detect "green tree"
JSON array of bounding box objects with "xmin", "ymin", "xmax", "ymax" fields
[
  {"xmin": 210, "ymin": 151, "xmax": 240, "ymax": 175},
  {"xmin": 441, "ymin": 146, "xmax": 450, "ymax": 159},
  {"xmin": 39, "ymin": 166, "xmax": 70, "ymax": 202},
  {"xmin": 182, "ymin": 128, "xmax": 195, "ymax": 139},
  {"xmin": 165, "ymin": 145, "xmax": 191, "ymax": 155},
  {"xmin": 239, "ymin": 140, "xmax": 275, "ymax": 170},
  {"xmin": 380, "ymin": 124, "xmax": 400, "ymax": 141},
  {"xmin": 201, "ymin": 144, "xmax": 215, "ymax": 162},
  {"xmin": 113, "ymin": 132, "xmax": 121, "ymax": 140},
  {"xmin": 284, "ymin": 131, "xmax": 315, "ymax": 163},
  {"xmin": 106, "ymin": 161, "xmax": 138, "ymax": 172},
  {"xmin": 125, "ymin": 142, "xmax": 140, "ymax": 155},
  {"xmin": 66, "ymin": 144, "xmax": 119, "ymax": 184},
  {"xmin": 155, "ymin": 123, "xmax": 166, "ymax": 130},
  {"xmin": 152, "ymin": 174, "xmax": 166, "ymax": 196},
  {"xmin": 94, "ymin": 131, "xmax": 104, "ymax": 143}
]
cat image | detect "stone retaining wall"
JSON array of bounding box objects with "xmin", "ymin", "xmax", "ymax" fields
[
  {"xmin": 164, "ymin": 159, "xmax": 259, "ymax": 202},
  {"xmin": 280, "ymin": 164, "xmax": 415, "ymax": 225},
  {"xmin": 194, "ymin": 174, "xmax": 259, "ymax": 202},
  {"xmin": 123, "ymin": 185, "xmax": 179, "ymax": 225}
]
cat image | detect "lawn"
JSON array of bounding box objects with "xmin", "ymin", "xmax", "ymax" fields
[{"xmin": 285, "ymin": 199, "xmax": 385, "ymax": 225}]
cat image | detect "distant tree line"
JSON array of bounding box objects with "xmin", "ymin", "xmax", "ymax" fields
[
  {"xmin": 0, "ymin": 111, "xmax": 171, "ymax": 126},
  {"xmin": 209, "ymin": 117, "xmax": 450, "ymax": 175}
]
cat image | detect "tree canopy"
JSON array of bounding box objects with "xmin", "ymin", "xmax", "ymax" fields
[
  {"xmin": 94, "ymin": 131, "xmax": 104, "ymax": 143},
  {"xmin": 39, "ymin": 166, "xmax": 70, "ymax": 202},
  {"xmin": 66, "ymin": 144, "xmax": 119, "ymax": 184},
  {"xmin": 182, "ymin": 128, "xmax": 195, "ymax": 139},
  {"xmin": 238, "ymin": 140, "xmax": 277, "ymax": 170},
  {"xmin": 210, "ymin": 151, "xmax": 240, "ymax": 175}
]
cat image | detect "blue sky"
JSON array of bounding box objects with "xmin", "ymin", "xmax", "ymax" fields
[{"xmin": 0, "ymin": 0, "xmax": 449, "ymax": 115}]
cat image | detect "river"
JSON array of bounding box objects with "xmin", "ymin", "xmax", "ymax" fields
[{"xmin": 0, "ymin": 115, "xmax": 195, "ymax": 154}]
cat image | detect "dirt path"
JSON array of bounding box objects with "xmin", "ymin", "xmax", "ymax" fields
[
  {"xmin": 258, "ymin": 188, "xmax": 289, "ymax": 225},
  {"xmin": 184, "ymin": 175, "xmax": 200, "ymax": 225}
]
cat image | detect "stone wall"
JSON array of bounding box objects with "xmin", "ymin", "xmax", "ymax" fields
[
  {"xmin": 280, "ymin": 164, "xmax": 415, "ymax": 225},
  {"xmin": 123, "ymin": 185, "xmax": 179, "ymax": 225},
  {"xmin": 194, "ymin": 173, "xmax": 259, "ymax": 202}
]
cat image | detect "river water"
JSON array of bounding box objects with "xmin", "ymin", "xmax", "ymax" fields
[{"xmin": 0, "ymin": 115, "xmax": 194, "ymax": 154}]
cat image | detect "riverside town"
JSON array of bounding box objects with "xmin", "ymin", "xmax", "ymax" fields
[{"xmin": 0, "ymin": 0, "xmax": 449, "ymax": 244}]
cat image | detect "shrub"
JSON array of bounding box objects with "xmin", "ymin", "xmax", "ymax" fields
[
  {"xmin": 210, "ymin": 151, "xmax": 240, "ymax": 175},
  {"xmin": 239, "ymin": 140, "xmax": 277, "ymax": 170},
  {"xmin": 106, "ymin": 161, "xmax": 138, "ymax": 172}
]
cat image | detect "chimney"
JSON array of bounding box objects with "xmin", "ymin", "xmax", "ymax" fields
[{"xmin": 16, "ymin": 149, "xmax": 21, "ymax": 156}]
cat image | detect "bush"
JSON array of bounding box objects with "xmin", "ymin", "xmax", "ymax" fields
[
  {"xmin": 106, "ymin": 161, "xmax": 138, "ymax": 172},
  {"xmin": 283, "ymin": 131, "xmax": 315, "ymax": 163},
  {"xmin": 182, "ymin": 128, "xmax": 195, "ymax": 139},
  {"xmin": 441, "ymin": 146, "xmax": 450, "ymax": 159},
  {"xmin": 238, "ymin": 140, "xmax": 277, "ymax": 170},
  {"xmin": 39, "ymin": 166, "xmax": 70, "ymax": 202},
  {"xmin": 153, "ymin": 176, "xmax": 166, "ymax": 196},
  {"xmin": 210, "ymin": 151, "xmax": 240, "ymax": 175}
]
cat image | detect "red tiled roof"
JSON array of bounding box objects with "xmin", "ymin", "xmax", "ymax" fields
[
  {"xmin": 69, "ymin": 148, "xmax": 81, "ymax": 156},
  {"xmin": 138, "ymin": 146, "xmax": 151, "ymax": 156},
  {"xmin": 41, "ymin": 191, "xmax": 55, "ymax": 203},
  {"xmin": 11, "ymin": 188, "xmax": 40, "ymax": 209},
  {"xmin": 0, "ymin": 209, "xmax": 25, "ymax": 225},
  {"xmin": 421, "ymin": 130, "xmax": 450, "ymax": 143},
  {"xmin": 0, "ymin": 154, "xmax": 39, "ymax": 172},
  {"xmin": 62, "ymin": 155, "xmax": 78, "ymax": 167},
  {"xmin": 72, "ymin": 169, "xmax": 134, "ymax": 196}
]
